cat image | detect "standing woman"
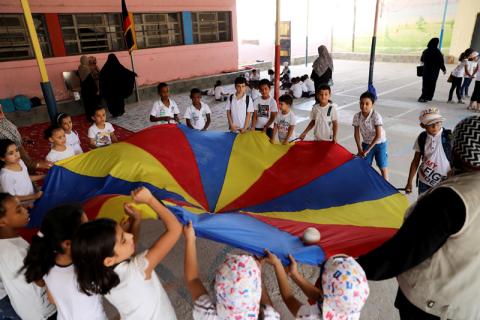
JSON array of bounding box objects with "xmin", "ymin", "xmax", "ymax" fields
[
  {"xmin": 88, "ymin": 56, "xmax": 101, "ymax": 95},
  {"xmin": 99, "ymin": 54, "xmax": 136, "ymax": 117},
  {"xmin": 418, "ymin": 38, "xmax": 446, "ymax": 103},
  {"xmin": 311, "ymin": 45, "xmax": 334, "ymax": 91},
  {"xmin": 78, "ymin": 55, "xmax": 99, "ymax": 121}
]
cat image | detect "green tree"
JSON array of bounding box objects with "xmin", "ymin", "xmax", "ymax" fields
[{"xmin": 416, "ymin": 17, "xmax": 426, "ymax": 32}]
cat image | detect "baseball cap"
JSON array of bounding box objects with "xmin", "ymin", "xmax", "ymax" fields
[{"xmin": 419, "ymin": 107, "xmax": 445, "ymax": 126}]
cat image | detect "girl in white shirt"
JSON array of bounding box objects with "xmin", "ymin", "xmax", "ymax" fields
[
  {"xmin": 22, "ymin": 204, "xmax": 107, "ymax": 320},
  {"xmin": 72, "ymin": 187, "xmax": 181, "ymax": 320},
  {"xmin": 57, "ymin": 113, "xmax": 83, "ymax": 155},
  {"xmin": 448, "ymin": 49, "xmax": 472, "ymax": 104},
  {"xmin": 0, "ymin": 139, "xmax": 43, "ymax": 202},
  {"xmin": 44, "ymin": 126, "xmax": 75, "ymax": 163}
]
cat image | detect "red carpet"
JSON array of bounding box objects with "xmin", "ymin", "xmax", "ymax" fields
[{"xmin": 18, "ymin": 115, "xmax": 133, "ymax": 162}]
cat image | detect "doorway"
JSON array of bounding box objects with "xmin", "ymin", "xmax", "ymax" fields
[{"xmin": 279, "ymin": 21, "xmax": 291, "ymax": 64}]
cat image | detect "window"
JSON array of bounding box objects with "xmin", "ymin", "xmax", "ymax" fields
[
  {"xmin": 134, "ymin": 13, "xmax": 183, "ymax": 48},
  {"xmin": 59, "ymin": 13, "xmax": 125, "ymax": 55},
  {"xmin": 0, "ymin": 14, "xmax": 51, "ymax": 61},
  {"xmin": 191, "ymin": 11, "xmax": 231, "ymax": 44}
]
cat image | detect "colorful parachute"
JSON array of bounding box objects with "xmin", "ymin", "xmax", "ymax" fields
[{"xmin": 30, "ymin": 125, "xmax": 407, "ymax": 265}]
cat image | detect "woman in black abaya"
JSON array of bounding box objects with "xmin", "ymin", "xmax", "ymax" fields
[
  {"xmin": 99, "ymin": 54, "xmax": 136, "ymax": 117},
  {"xmin": 418, "ymin": 38, "xmax": 446, "ymax": 103}
]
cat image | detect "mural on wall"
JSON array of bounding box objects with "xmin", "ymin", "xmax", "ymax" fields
[{"xmin": 332, "ymin": 0, "xmax": 458, "ymax": 55}]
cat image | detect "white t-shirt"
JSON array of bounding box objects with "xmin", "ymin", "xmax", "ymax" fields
[
  {"xmin": 184, "ymin": 102, "xmax": 212, "ymax": 130},
  {"xmin": 413, "ymin": 128, "xmax": 451, "ymax": 187},
  {"xmin": 465, "ymin": 60, "xmax": 476, "ymax": 78},
  {"xmin": 0, "ymin": 159, "xmax": 34, "ymax": 196},
  {"xmin": 310, "ymin": 103, "xmax": 338, "ymax": 141},
  {"xmin": 254, "ymin": 97, "xmax": 278, "ymax": 129},
  {"xmin": 150, "ymin": 99, "xmax": 180, "ymax": 124},
  {"xmin": 46, "ymin": 146, "xmax": 75, "ymax": 163},
  {"xmin": 225, "ymin": 94, "xmax": 254, "ymax": 129},
  {"xmin": 44, "ymin": 264, "xmax": 106, "ymax": 320},
  {"xmin": 275, "ymin": 111, "xmax": 296, "ymax": 142},
  {"xmin": 105, "ymin": 251, "xmax": 176, "ymax": 320},
  {"xmin": 352, "ymin": 110, "xmax": 387, "ymax": 144},
  {"xmin": 451, "ymin": 59, "xmax": 467, "ymax": 78},
  {"xmin": 296, "ymin": 304, "xmax": 322, "ymax": 320},
  {"xmin": 214, "ymin": 86, "xmax": 225, "ymax": 100},
  {"xmin": 88, "ymin": 122, "xmax": 115, "ymax": 147},
  {"xmin": 192, "ymin": 294, "xmax": 280, "ymax": 320},
  {"xmin": 0, "ymin": 237, "xmax": 56, "ymax": 320},
  {"xmin": 65, "ymin": 131, "xmax": 83, "ymax": 155},
  {"xmin": 304, "ymin": 78, "xmax": 315, "ymax": 93},
  {"xmin": 291, "ymin": 83, "xmax": 303, "ymax": 98},
  {"xmin": 250, "ymin": 73, "xmax": 260, "ymax": 81},
  {"xmin": 251, "ymin": 88, "xmax": 261, "ymax": 101}
]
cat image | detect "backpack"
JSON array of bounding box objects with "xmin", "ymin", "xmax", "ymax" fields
[
  {"xmin": 417, "ymin": 129, "xmax": 453, "ymax": 163},
  {"xmin": 229, "ymin": 94, "xmax": 251, "ymax": 116}
]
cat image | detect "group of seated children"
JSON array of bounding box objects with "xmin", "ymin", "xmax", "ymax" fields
[
  {"xmin": 0, "ymin": 185, "xmax": 370, "ymax": 320},
  {"xmin": 290, "ymin": 75, "xmax": 315, "ymax": 99}
]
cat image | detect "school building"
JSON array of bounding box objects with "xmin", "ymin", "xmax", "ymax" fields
[{"xmin": 0, "ymin": 0, "xmax": 479, "ymax": 102}]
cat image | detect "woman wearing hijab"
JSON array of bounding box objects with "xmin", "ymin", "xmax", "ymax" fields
[
  {"xmin": 99, "ymin": 54, "xmax": 136, "ymax": 117},
  {"xmin": 88, "ymin": 56, "xmax": 100, "ymax": 94},
  {"xmin": 311, "ymin": 45, "xmax": 334, "ymax": 91},
  {"xmin": 78, "ymin": 55, "xmax": 100, "ymax": 120},
  {"xmin": 418, "ymin": 38, "xmax": 446, "ymax": 103}
]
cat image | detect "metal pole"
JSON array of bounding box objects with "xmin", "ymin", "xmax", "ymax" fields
[
  {"xmin": 274, "ymin": 0, "xmax": 281, "ymax": 101},
  {"xmin": 352, "ymin": 0, "xmax": 357, "ymax": 52},
  {"xmin": 20, "ymin": 0, "xmax": 58, "ymax": 122},
  {"xmin": 305, "ymin": 0, "xmax": 309, "ymax": 67},
  {"xmin": 368, "ymin": 0, "xmax": 381, "ymax": 86},
  {"xmin": 439, "ymin": 0, "xmax": 448, "ymax": 51},
  {"xmin": 129, "ymin": 51, "xmax": 140, "ymax": 102}
]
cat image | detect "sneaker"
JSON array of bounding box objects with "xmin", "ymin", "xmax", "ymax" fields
[
  {"xmin": 447, "ymin": 100, "xmax": 454, "ymax": 104},
  {"xmin": 465, "ymin": 95, "xmax": 470, "ymax": 98},
  {"xmin": 458, "ymin": 100, "xmax": 465, "ymax": 104}
]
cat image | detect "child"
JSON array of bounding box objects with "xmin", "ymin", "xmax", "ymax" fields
[
  {"xmin": 461, "ymin": 51, "xmax": 478, "ymax": 99},
  {"xmin": 299, "ymin": 85, "xmax": 338, "ymax": 142},
  {"xmin": 0, "ymin": 193, "xmax": 56, "ymax": 319},
  {"xmin": 271, "ymin": 94, "xmax": 296, "ymax": 145},
  {"xmin": 448, "ymin": 49, "xmax": 472, "ymax": 104},
  {"xmin": 250, "ymin": 80, "xmax": 261, "ymax": 101},
  {"xmin": 0, "ymin": 139, "xmax": 43, "ymax": 202},
  {"xmin": 226, "ymin": 77, "xmax": 253, "ymax": 133},
  {"xmin": 268, "ymin": 69, "xmax": 275, "ymax": 83},
  {"xmin": 57, "ymin": 113, "xmax": 83, "ymax": 155},
  {"xmin": 72, "ymin": 187, "xmax": 181, "ymax": 320},
  {"xmin": 263, "ymin": 251, "xmax": 369, "ymax": 319},
  {"xmin": 252, "ymin": 79, "xmax": 278, "ymax": 138},
  {"xmin": 250, "ymin": 69, "xmax": 260, "ymax": 81},
  {"xmin": 150, "ymin": 83, "xmax": 180, "ymax": 124},
  {"xmin": 88, "ymin": 106, "xmax": 118, "ymax": 149},
  {"xmin": 22, "ymin": 204, "xmax": 107, "ymax": 320},
  {"xmin": 468, "ymin": 54, "xmax": 480, "ymax": 111},
  {"xmin": 353, "ymin": 91, "xmax": 389, "ymax": 180},
  {"xmin": 290, "ymin": 77, "xmax": 303, "ymax": 99},
  {"xmin": 183, "ymin": 221, "xmax": 280, "ymax": 319},
  {"xmin": 405, "ymin": 108, "xmax": 452, "ymax": 195},
  {"xmin": 302, "ymin": 74, "xmax": 315, "ymax": 96},
  {"xmin": 213, "ymin": 80, "xmax": 228, "ymax": 102},
  {"xmin": 44, "ymin": 125, "xmax": 75, "ymax": 163},
  {"xmin": 281, "ymin": 62, "xmax": 291, "ymax": 80},
  {"xmin": 185, "ymin": 88, "xmax": 212, "ymax": 131}
]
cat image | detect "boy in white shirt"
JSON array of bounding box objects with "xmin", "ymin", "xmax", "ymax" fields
[
  {"xmin": 272, "ymin": 94, "xmax": 296, "ymax": 145},
  {"xmin": 88, "ymin": 106, "xmax": 118, "ymax": 149},
  {"xmin": 301, "ymin": 74, "xmax": 315, "ymax": 96},
  {"xmin": 290, "ymin": 77, "xmax": 303, "ymax": 99},
  {"xmin": 0, "ymin": 193, "xmax": 56, "ymax": 320},
  {"xmin": 213, "ymin": 80, "xmax": 228, "ymax": 102},
  {"xmin": 185, "ymin": 88, "xmax": 212, "ymax": 131},
  {"xmin": 251, "ymin": 79, "xmax": 278, "ymax": 138},
  {"xmin": 226, "ymin": 77, "xmax": 253, "ymax": 133},
  {"xmin": 150, "ymin": 83, "xmax": 180, "ymax": 124},
  {"xmin": 250, "ymin": 69, "xmax": 260, "ymax": 81},
  {"xmin": 250, "ymin": 81, "xmax": 261, "ymax": 101},
  {"xmin": 299, "ymin": 85, "xmax": 338, "ymax": 142}
]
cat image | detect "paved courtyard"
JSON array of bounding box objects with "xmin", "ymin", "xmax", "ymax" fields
[{"xmin": 105, "ymin": 59, "xmax": 475, "ymax": 319}]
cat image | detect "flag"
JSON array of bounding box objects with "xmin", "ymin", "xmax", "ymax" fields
[{"xmin": 121, "ymin": 0, "xmax": 136, "ymax": 52}]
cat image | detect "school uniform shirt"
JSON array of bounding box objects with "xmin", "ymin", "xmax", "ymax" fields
[
  {"xmin": 451, "ymin": 59, "xmax": 467, "ymax": 78},
  {"xmin": 304, "ymin": 78, "xmax": 315, "ymax": 93},
  {"xmin": 254, "ymin": 97, "xmax": 278, "ymax": 129},
  {"xmin": 251, "ymin": 88, "xmax": 261, "ymax": 101},
  {"xmin": 150, "ymin": 99, "xmax": 180, "ymax": 124},
  {"xmin": 352, "ymin": 110, "xmax": 386, "ymax": 145},
  {"xmin": 291, "ymin": 83, "xmax": 303, "ymax": 98},
  {"xmin": 0, "ymin": 159, "xmax": 34, "ymax": 196},
  {"xmin": 65, "ymin": 131, "xmax": 83, "ymax": 155},
  {"xmin": 184, "ymin": 102, "xmax": 212, "ymax": 130},
  {"xmin": 250, "ymin": 74, "xmax": 261, "ymax": 81},
  {"xmin": 105, "ymin": 251, "xmax": 176, "ymax": 320},
  {"xmin": 465, "ymin": 60, "xmax": 476, "ymax": 78},
  {"xmin": 0, "ymin": 237, "xmax": 56, "ymax": 320},
  {"xmin": 214, "ymin": 86, "xmax": 225, "ymax": 100},
  {"xmin": 44, "ymin": 264, "xmax": 106, "ymax": 320},
  {"xmin": 193, "ymin": 294, "xmax": 280, "ymax": 320},
  {"xmin": 310, "ymin": 103, "xmax": 338, "ymax": 141},
  {"xmin": 275, "ymin": 111, "xmax": 297, "ymax": 142},
  {"xmin": 225, "ymin": 94, "xmax": 254, "ymax": 129},
  {"xmin": 296, "ymin": 304, "xmax": 322, "ymax": 320},
  {"xmin": 46, "ymin": 146, "xmax": 75, "ymax": 163},
  {"xmin": 88, "ymin": 122, "xmax": 115, "ymax": 147},
  {"xmin": 413, "ymin": 128, "xmax": 451, "ymax": 187}
]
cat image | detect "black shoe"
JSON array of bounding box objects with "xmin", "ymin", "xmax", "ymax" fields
[{"xmin": 418, "ymin": 98, "xmax": 427, "ymax": 103}]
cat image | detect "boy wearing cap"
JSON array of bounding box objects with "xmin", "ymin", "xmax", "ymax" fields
[
  {"xmin": 264, "ymin": 251, "xmax": 369, "ymax": 320},
  {"xmin": 405, "ymin": 108, "xmax": 452, "ymax": 195}
]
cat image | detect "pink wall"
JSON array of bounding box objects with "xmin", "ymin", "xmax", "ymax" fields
[{"xmin": 0, "ymin": 0, "xmax": 238, "ymax": 101}]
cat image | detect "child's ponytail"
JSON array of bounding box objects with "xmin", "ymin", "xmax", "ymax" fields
[{"xmin": 22, "ymin": 204, "xmax": 84, "ymax": 283}]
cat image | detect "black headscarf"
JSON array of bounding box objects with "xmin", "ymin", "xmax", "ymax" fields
[
  {"xmin": 421, "ymin": 38, "xmax": 445, "ymax": 72},
  {"xmin": 99, "ymin": 54, "xmax": 136, "ymax": 99}
]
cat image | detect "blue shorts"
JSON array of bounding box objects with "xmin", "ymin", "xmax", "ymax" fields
[
  {"xmin": 362, "ymin": 141, "xmax": 388, "ymax": 169},
  {"xmin": 0, "ymin": 295, "xmax": 21, "ymax": 320}
]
